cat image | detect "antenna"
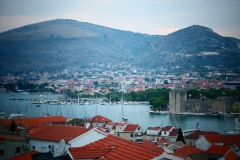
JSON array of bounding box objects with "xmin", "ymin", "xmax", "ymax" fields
[
  {"xmin": 86, "ymin": 123, "xmax": 91, "ymax": 129},
  {"xmin": 58, "ymin": 139, "xmax": 66, "ymax": 154}
]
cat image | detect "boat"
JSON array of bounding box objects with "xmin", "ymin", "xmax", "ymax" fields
[
  {"xmin": 128, "ymin": 101, "xmax": 139, "ymax": 105},
  {"xmin": 47, "ymin": 99, "xmax": 61, "ymax": 105},
  {"xmin": 121, "ymin": 92, "xmax": 128, "ymax": 122},
  {"xmin": 146, "ymin": 109, "xmax": 169, "ymax": 114},
  {"xmin": 31, "ymin": 100, "xmax": 46, "ymax": 104},
  {"xmin": 181, "ymin": 112, "xmax": 206, "ymax": 116},
  {"xmin": 0, "ymin": 112, "xmax": 7, "ymax": 119},
  {"xmin": 9, "ymin": 113, "xmax": 26, "ymax": 119}
]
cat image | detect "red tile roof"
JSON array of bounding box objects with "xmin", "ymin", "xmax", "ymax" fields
[
  {"xmin": 25, "ymin": 125, "xmax": 47, "ymax": 135},
  {"xmin": 207, "ymin": 144, "xmax": 231, "ymax": 156},
  {"xmin": 169, "ymin": 128, "xmax": 179, "ymax": 136},
  {"xmin": 105, "ymin": 122, "xmax": 117, "ymax": 126},
  {"xmin": 225, "ymin": 149, "xmax": 239, "ymax": 160},
  {"xmin": 147, "ymin": 126, "xmax": 161, "ymax": 130},
  {"xmin": 85, "ymin": 115, "xmax": 112, "ymax": 123},
  {"xmin": 69, "ymin": 135, "xmax": 163, "ymax": 160},
  {"xmin": 185, "ymin": 130, "xmax": 221, "ymax": 139},
  {"xmin": 142, "ymin": 140, "xmax": 159, "ymax": 148},
  {"xmin": 161, "ymin": 126, "xmax": 174, "ymax": 132},
  {"xmin": 28, "ymin": 125, "xmax": 90, "ymax": 142},
  {"xmin": 222, "ymin": 134, "xmax": 240, "ymax": 148},
  {"xmin": 0, "ymin": 135, "xmax": 26, "ymax": 141},
  {"xmin": 69, "ymin": 146, "xmax": 112, "ymax": 159},
  {"xmin": 111, "ymin": 123, "xmax": 120, "ymax": 130},
  {"xmin": 204, "ymin": 134, "xmax": 223, "ymax": 143},
  {"xmin": 8, "ymin": 150, "xmax": 39, "ymax": 160},
  {"xmin": 176, "ymin": 146, "xmax": 206, "ymax": 157},
  {"xmin": 124, "ymin": 124, "xmax": 139, "ymax": 132},
  {"xmin": 159, "ymin": 138, "xmax": 169, "ymax": 143},
  {"xmin": 0, "ymin": 116, "xmax": 67, "ymax": 128}
]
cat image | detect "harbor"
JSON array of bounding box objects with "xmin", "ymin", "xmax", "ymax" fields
[{"xmin": 1, "ymin": 92, "xmax": 239, "ymax": 134}]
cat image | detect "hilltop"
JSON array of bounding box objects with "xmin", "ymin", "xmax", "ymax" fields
[{"xmin": 0, "ymin": 19, "xmax": 239, "ymax": 73}]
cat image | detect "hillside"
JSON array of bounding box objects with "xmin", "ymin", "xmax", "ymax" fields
[
  {"xmin": 141, "ymin": 25, "xmax": 240, "ymax": 69},
  {"xmin": 0, "ymin": 19, "xmax": 239, "ymax": 73},
  {"xmin": 0, "ymin": 19, "xmax": 156, "ymax": 73}
]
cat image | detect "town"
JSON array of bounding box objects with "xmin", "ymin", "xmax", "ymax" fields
[
  {"xmin": 0, "ymin": 63, "xmax": 240, "ymax": 159},
  {"xmin": 1, "ymin": 62, "xmax": 240, "ymax": 94}
]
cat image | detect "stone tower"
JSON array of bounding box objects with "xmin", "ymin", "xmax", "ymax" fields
[{"xmin": 169, "ymin": 89, "xmax": 187, "ymax": 114}]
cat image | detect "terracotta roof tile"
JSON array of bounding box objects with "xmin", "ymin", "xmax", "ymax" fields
[
  {"xmin": 0, "ymin": 116, "xmax": 67, "ymax": 128},
  {"xmin": 185, "ymin": 130, "xmax": 221, "ymax": 139},
  {"xmin": 176, "ymin": 146, "xmax": 206, "ymax": 157},
  {"xmin": 115, "ymin": 122, "xmax": 128, "ymax": 127},
  {"xmin": 204, "ymin": 133, "xmax": 223, "ymax": 143},
  {"xmin": 147, "ymin": 126, "xmax": 161, "ymax": 130},
  {"xmin": 105, "ymin": 122, "xmax": 117, "ymax": 126},
  {"xmin": 222, "ymin": 134, "xmax": 240, "ymax": 148},
  {"xmin": 8, "ymin": 150, "xmax": 39, "ymax": 160},
  {"xmin": 169, "ymin": 128, "xmax": 179, "ymax": 136},
  {"xmin": 159, "ymin": 138, "xmax": 169, "ymax": 143},
  {"xmin": 123, "ymin": 124, "xmax": 139, "ymax": 132},
  {"xmin": 0, "ymin": 135, "xmax": 26, "ymax": 141},
  {"xmin": 142, "ymin": 140, "xmax": 159, "ymax": 148},
  {"xmin": 25, "ymin": 125, "xmax": 47, "ymax": 135},
  {"xmin": 69, "ymin": 135, "xmax": 163, "ymax": 160},
  {"xmin": 69, "ymin": 146, "xmax": 112, "ymax": 159},
  {"xmin": 161, "ymin": 126, "xmax": 174, "ymax": 132},
  {"xmin": 85, "ymin": 115, "xmax": 112, "ymax": 123},
  {"xmin": 225, "ymin": 149, "xmax": 239, "ymax": 160},
  {"xmin": 28, "ymin": 125, "xmax": 90, "ymax": 142},
  {"xmin": 207, "ymin": 144, "xmax": 231, "ymax": 156}
]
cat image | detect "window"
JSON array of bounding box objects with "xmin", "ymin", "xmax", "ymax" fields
[
  {"xmin": 138, "ymin": 127, "xmax": 140, "ymax": 130},
  {"xmin": 0, "ymin": 150, "xmax": 4, "ymax": 155},
  {"xmin": 136, "ymin": 139, "xmax": 143, "ymax": 143},
  {"xmin": 130, "ymin": 133, "xmax": 133, "ymax": 137},
  {"xmin": 15, "ymin": 147, "xmax": 20, "ymax": 153},
  {"xmin": 32, "ymin": 146, "xmax": 35, "ymax": 150}
]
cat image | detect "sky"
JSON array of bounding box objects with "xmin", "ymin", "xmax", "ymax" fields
[{"xmin": 0, "ymin": 0, "xmax": 240, "ymax": 38}]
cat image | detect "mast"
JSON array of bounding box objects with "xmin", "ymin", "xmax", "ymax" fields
[{"xmin": 77, "ymin": 88, "xmax": 79, "ymax": 118}]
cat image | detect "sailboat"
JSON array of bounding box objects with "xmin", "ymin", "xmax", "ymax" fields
[
  {"xmin": 10, "ymin": 98, "xmax": 26, "ymax": 119},
  {"xmin": 121, "ymin": 92, "xmax": 128, "ymax": 122},
  {"xmin": 9, "ymin": 112, "xmax": 26, "ymax": 119}
]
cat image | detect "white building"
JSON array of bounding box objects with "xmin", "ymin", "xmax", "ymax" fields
[
  {"xmin": 144, "ymin": 126, "xmax": 161, "ymax": 140},
  {"xmin": 196, "ymin": 134, "xmax": 223, "ymax": 151},
  {"xmin": 161, "ymin": 126, "xmax": 175, "ymax": 137},
  {"xmin": 28, "ymin": 125, "xmax": 108, "ymax": 157}
]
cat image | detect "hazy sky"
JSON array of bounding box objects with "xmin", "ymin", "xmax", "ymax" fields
[{"xmin": 0, "ymin": 0, "xmax": 240, "ymax": 38}]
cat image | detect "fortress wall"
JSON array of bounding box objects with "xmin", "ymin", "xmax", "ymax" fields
[
  {"xmin": 169, "ymin": 90, "xmax": 235, "ymax": 114},
  {"xmin": 169, "ymin": 89, "xmax": 187, "ymax": 114}
]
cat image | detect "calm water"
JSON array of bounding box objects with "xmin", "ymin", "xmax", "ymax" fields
[{"xmin": 0, "ymin": 93, "xmax": 239, "ymax": 134}]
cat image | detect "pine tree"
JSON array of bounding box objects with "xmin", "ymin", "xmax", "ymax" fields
[{"xmin": 176, "ymin": 128, "xmax": 186, "ymax": 144}]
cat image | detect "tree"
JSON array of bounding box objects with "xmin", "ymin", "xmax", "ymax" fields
[
  {"xmin": 176, "ymin": 128, "xmax": 186, "ymax": 144},
  {"xmin": 94, "ymin": 81, "xmax": 98, "ymax": 87},
  {"xmin": 9, "ymin": 120, "xmax": 17, "ymax": 132},
  {"xmin": 149, "ymin": 97, "xmax": 167, "ymax": 111},
  {"xmin": 233, "ymin": 103, "xmax": 240, "ymax": 113}
]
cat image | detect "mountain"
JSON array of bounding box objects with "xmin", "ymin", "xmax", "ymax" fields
[
  {"xmin": 0, "ymin": 19, "xmax": 239, "ymax": 73},
  {"xmin": 141, "ymin": 25, "xmax": 240, "ymax": 69}
]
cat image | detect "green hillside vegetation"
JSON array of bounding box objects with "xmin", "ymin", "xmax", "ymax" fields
[{"xmin": 0, "ymin": 19, "xmax": 240, "ymax": 73}]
